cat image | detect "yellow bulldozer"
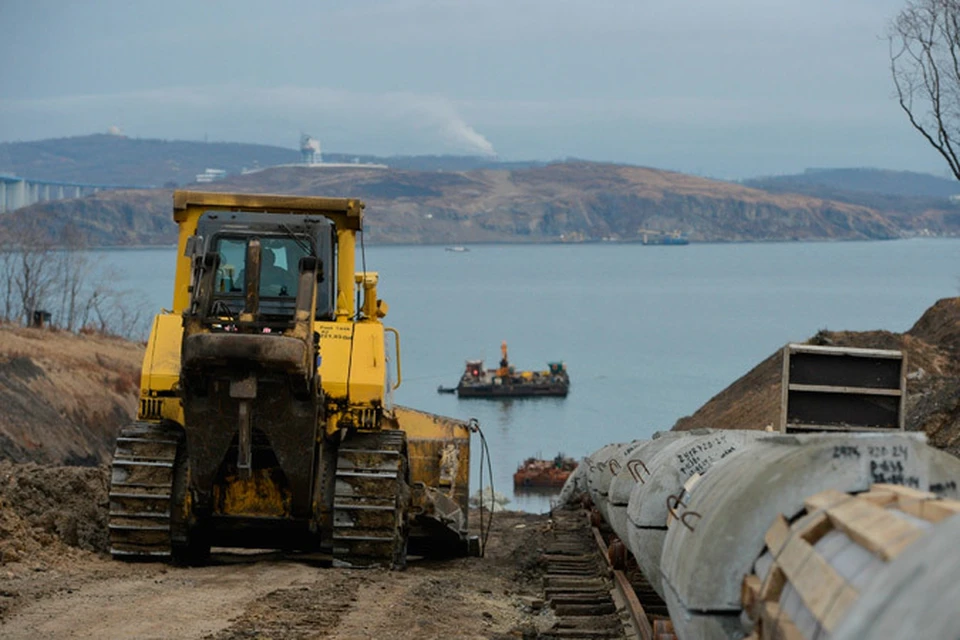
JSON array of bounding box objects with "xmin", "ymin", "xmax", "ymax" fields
[{"xmin": 108, "ymin": 191, "xmax": 477, "ymax": 568}]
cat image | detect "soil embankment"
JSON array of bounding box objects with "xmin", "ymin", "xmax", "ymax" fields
[
  {"xmin": 672, "ymin": 297, "xmax": 960, "ymax": 457},
  {"xmin": 0, "ymin": 323, "xmax": 143, "ymax": 465}
]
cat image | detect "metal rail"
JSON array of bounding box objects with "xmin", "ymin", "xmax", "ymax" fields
[{"xmin": 538, "ymin": 507, "xmax": 676, "ymax": 640}]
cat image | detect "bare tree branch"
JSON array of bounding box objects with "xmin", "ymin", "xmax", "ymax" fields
[
  {"xmin": 890, "ymin": 0, "xmax": 960, "ymax": 179},
  {"xmin": 0, "ymin": 216, "xmax": 148, "ymax": 338}
]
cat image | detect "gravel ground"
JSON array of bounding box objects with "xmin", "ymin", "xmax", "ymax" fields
[{"xmin": 0, "ymin": 461, "xmax": 558, "ymax": 639}]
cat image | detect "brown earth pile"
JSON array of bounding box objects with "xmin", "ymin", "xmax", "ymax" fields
[
  {"xmin": 0, "ymin": 461, "xmax": 111, "ymax": 621},
  {"xmin": 0, "ymin": 461, "xmax": 109, "ymax": 561},
  {"xmin": 673, "ymin": 297, "xmax": 960, "ymax": 457},
  {"xmin": 0, "ymin": 323, "xmax": 143, "ymax": 465}
]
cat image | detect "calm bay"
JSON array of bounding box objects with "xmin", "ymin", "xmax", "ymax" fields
[{"xmin": 95, "ymin": 238, "xmax": 960, "ymax": 512}]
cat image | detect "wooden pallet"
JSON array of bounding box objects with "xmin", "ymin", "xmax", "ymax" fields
[{"xmin": 742, "ymin": 484, "xmax": 960, "ymax": 640}]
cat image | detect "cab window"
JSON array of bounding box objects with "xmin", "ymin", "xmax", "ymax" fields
[{"xmin": 213, "ymin": 236, "xmax": 311, "ymax": 298}]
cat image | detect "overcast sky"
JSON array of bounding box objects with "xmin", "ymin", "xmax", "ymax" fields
[{"xmin": 0, "ymin": 0, "xmax": 946, "ymax": 178}]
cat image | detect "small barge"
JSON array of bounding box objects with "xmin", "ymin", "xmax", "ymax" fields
[
  {"xmin": 514, "ymin": 454, "xmax": 578, "ymax": 489},
  {"xmin": 444, "ymin": 342, "xmax": 569, "ymax": 398}
]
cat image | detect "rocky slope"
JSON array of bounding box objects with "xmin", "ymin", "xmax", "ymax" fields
[
  {"xmin": 0, "ymin": 189, "xmax": 178, "ymax": 247},
  {"xmin": 672, "ymin": 297, "xmax": 960, "ymax": 457},
  {"xmin": 0, "ymin": 161, "xmax": 901, "ymax": 247}
]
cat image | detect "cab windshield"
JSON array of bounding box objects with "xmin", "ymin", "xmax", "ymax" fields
[{"xmin": 215, "ymin": 236, "xmax": 311, "ymax": 298}]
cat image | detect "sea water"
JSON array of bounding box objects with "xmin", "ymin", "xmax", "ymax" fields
[{"xmin": 95, "ymin": 238, "xmax": 960, "ymax": 513}]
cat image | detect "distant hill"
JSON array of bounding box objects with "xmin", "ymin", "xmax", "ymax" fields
[
  {"xmin": 743, "ymin": 168, "xmax": 960, "ymax": 236},
  {"xmin": 0, "ymin": 135, "xmax": 299, "ymax": 186},
  {"xmin": 745, "ymin": 167, "xmax": 960, "ymax": 199},
  {"xmin": 0, "ymin": 162, "xmax": 901, "ymax": 247},
  {"xmin": 0, "ymin": 134, "xmax": 539, "ymax": 186}
]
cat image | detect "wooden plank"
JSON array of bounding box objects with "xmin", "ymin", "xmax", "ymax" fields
[
  {"xmin": 899, "ymin": 354, "xmax": 907, "ymax": 431},
  {"xmin": 871, "ymin": 483, "xmax": 934, "ymax": 501},
  {"xmin": 742, "ymin": 574, "xmax": 762, "ymax": 613},
  {"xmin": 921, "ymin": 499, "xmax": 960, "ymax": 522},
  {"xmin": 804, "ymin": 488, "xmax": 851, "ymax": 513},
  {"xmin": 780, "ymin": 345, "xmax": 790, "ymax": 433},
  {"xmin": 784, "ymin": 343, "xmax": 903, "ymax": 359},
  {"xmin": 759, "ymin": 601, "xmax": 806, "ymax": 640},
  {"xmin": 795, "ymin": 511, "xmax": 832, "ymax": 544},
  {"xmin": 785, "ymin": 424, "xmax": 900, "ymax": 433},
  {"xmin": 787, "ymin": 383, "xmax": 901, "ymax": 396},
  {"xmin": 894, "ymin": 497, "xmax": 960, "ymax": 523},
  {"xmin": 764, "ymin": 514, "xmax": 791, "ymax": 554},
  {"xmin": 855, "ymin": 489, "xmax": 898, "ymax": 507},
  {"xmin": 758, "ymin": 563, "xmax": 786, "ymax": 603},
  {"xmin": 824, "ymin": 496, "xmax": 924, "ymax": 561},
  {"xmin": 774, "ymin": 533, "xmax": 859, "ymax": 632}
]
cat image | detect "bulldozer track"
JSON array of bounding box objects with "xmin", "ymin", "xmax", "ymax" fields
[
  {"xmin": 540, "ymin": 508, "xmax": 675, "ymax": 640},
  {"xmin": 108, "ymin": 422, "xmax": 182, "ymax": 559},
  {"xmin": 332, "ymin": 429, "xmax": 409, "ymax": 569}
]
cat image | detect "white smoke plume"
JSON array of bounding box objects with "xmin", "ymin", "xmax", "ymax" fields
[
  {"xmin": 423, "ymin": 100, "xmax": 497, "ymax": 156},
  {"xmin": 438, "ymin": 115, "xmax": 497, "ymax": 157}
]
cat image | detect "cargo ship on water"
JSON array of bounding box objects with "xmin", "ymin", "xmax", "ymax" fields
[
  {"xmin": 638, "ymin": 228, "xmax": 689, "ymax": 245},
  {"xmin": 438, "ymin": 342, "xmax": 569, "ymax": 398}
]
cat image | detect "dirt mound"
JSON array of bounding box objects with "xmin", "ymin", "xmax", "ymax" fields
[
  {"xmin": 0, "ymin": 324, "xmax": 143, "ymax": 465},
  {"xmin": 673, "ymin": 297, "xmax": 960, "ymax": 458},
  {"xmin": 0, "ymin": 461, "xmax": 110, "ymax": 566},
  {"xmin": 908, "ymin": 297, "xmax": 960, "ymax": 358}
]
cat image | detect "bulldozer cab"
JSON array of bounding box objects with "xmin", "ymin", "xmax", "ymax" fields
[{"xmin": 191, "ymin": 211, "xmax": 335, "ymax": 323}]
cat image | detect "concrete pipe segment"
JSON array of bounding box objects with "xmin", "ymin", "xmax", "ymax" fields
[
  {"xmin": 742, "ymin": 483, "xmax": 960, "ymax": 640},
  {"xmin": 589, "ymin": 439, "xmax": 648, "ymax": 524},
  {"xmin": 556, "ymin": 460, "xmax": 587, "ymax": 507},
  {"xmin": 657, "ymin": 432, "xmax": 960, "ymax": 640},
  {"xmin": 624, "ymin": 429, "xmax": 770, "ymax": 598},
  {"xmin": 606, "ymin": 433, "xmax": 688, "ymax": 542},
  {"xmin": 583, "ymin": 442, "xmax": 625, "ymax": 508}
]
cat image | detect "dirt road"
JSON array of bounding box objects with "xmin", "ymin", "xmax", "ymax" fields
[{"xmin": 0, "ymin": 510, "xmax": 551, "ymax": 640}]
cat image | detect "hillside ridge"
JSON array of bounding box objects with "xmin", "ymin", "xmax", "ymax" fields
[{"xmin": 0, "ymin": 162, "xmax": 903, "ymax": 246}]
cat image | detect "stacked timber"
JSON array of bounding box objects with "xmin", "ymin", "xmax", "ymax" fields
[{"xmin": 743, "ymin": 483, "xmax": 960, "ymax": 640}]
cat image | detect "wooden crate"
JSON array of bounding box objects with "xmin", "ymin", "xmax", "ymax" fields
[{"xmin": 780, "ymin": 344, "xmax": 905, "ymax": 434}]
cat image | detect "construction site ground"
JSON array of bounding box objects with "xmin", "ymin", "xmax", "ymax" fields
[
  {"xmin": 0, "ymin": 460, "xmax": 553, "ymax": 639},
  {"xmin": 5, "ymin": 297, "xmax": 960, "ymax": 638}
]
